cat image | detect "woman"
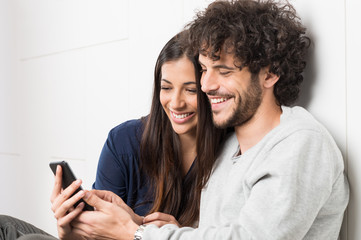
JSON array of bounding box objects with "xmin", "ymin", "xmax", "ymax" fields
[
  {"xmin": 88, "ymin": 30, "xmax": 224, "ymax": 227},
  {"xmin": 51, "ymin": 30, "xmax": 225, "ymax": 238},
  {"xmin": 0, "ymin": 31, "xmax": 225, "ymax": 239}
]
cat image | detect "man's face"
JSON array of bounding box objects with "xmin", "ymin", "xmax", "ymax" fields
[{"xmin": 198, "ymin": 52, "xmax": 262, "ymax": 128}]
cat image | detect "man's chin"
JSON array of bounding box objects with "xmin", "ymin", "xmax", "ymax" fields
[{"xmin": 212, "ymin": 114, "xmax": 231, "ymax": 129}]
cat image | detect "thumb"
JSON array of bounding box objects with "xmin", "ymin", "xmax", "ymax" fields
[{"xmin": 83, "ymin": 190, "xmax": 106, "ymax": 210}]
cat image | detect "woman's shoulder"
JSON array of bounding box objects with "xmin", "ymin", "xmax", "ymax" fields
[
  {"xmin": 110, "ymin": 118, "xmax": 144, "ymax": 135},
  {"xmin": 107, "ymin": 117, "xmax": 146, "ymax": 153}
]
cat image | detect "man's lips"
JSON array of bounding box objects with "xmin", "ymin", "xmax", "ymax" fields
[
  {"xmin": 209, "ymin": 97, "xmax": 230, "ymax": 104},
  {"xmin": 207, "ymin": 96, "xmax": 233, "ymax": 113}
]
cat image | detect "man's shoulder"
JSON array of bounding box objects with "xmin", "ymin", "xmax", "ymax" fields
[
  {"xmin": 280, "ymin": 106, "xmax": 329, "ymax": 135},
  {"xmin": 278, "ymin": 106, "xmax": 342, "ymax": 162}
]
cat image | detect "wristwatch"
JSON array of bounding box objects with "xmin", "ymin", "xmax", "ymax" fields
[{"xmin": 134, "ymin": 224, "xmax": 146, "ymax": 240}]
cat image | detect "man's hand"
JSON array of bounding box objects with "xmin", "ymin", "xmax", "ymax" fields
[
  {"xmin": 71, "ymin": 190, "xmax": 139, "ymax": 240},
  {"xmin": 89, "ymin": 190, "xmax": 144, "ymax": 225}
]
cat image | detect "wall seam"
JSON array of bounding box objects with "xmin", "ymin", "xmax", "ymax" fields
[
  {"xmin": 19, "ymin": 38, "xmax": 128, "ymax": 62},
  {"xmin": 344, "ymin": 0, "xmax": 348, "ymax": 239}
]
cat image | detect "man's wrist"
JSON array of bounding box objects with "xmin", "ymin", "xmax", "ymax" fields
[{"xmin": 133, "ymin": 224, "xmax": 146, "ymax": 240}]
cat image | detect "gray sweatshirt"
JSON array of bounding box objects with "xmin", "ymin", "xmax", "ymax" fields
[{"xmin": 143, "ymin": 106, "xmax": 349, "ymax": 240}]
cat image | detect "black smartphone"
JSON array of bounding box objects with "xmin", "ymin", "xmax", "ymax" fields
[{"xmin": 49, "ymin": 161, "xmax": 94, "ymax": 211}]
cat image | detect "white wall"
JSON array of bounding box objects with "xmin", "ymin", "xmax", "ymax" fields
[{"xmin": 0, "ymin": 0, "xmax": 359, "ymax": 238}]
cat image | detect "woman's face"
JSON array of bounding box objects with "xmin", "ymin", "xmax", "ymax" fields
[{"xmin": 160, "ymin": 56, "xmax": 198, "ymax": 137}]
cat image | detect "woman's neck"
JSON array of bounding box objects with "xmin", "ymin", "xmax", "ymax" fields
[{"xmin": 179, "ymin": 133, "xmax": 197, "ymax": 176}]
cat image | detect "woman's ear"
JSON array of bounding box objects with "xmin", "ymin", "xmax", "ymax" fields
[{"xmin": 263, "ymin": 71, "xmax": 279, "ymax": 89}]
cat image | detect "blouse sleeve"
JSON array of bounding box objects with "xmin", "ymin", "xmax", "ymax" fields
[{"xmin": 92, "ymin": 119, "xmax": 143, "ymax": 204}]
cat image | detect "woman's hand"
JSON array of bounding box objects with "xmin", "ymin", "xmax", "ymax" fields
[
  {"xmin": 50, "ymin": 165, "xmax": 85, "ymax": 240},
  {"xmin": 143, "ymin": 212, "xmax": 181, "ymax": 227}
]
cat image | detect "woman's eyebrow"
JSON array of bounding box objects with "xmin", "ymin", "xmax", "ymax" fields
[
  {"xmin": 161, "ymin": 79, "xmax": 172, "ymax": 84},
  {"xmin": 184, "ymin": 82, "xmax": 196, "ymax": 85}
]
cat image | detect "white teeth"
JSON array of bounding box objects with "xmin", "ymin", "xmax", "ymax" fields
[
  {"xmin": 211, "ymin": 98, "xmax": 228, "ymax": 104},
  {"xmin": 172, "ymin": 112, "xmax": 192, "ymax": 119}
]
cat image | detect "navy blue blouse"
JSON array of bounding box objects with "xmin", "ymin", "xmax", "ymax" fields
[{"xmin": 92, "ymin": 119, "xmax": 153, "ymax": 216}]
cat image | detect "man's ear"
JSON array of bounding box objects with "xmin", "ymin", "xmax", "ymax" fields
[{"xmin": 263, "ymin": 71, "xmax": 279, "ymax": 89}]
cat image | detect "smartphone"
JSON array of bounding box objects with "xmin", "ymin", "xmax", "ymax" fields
[{"xmin": 49, "ymin": 161, "xmax": 94, "ymax": 211}]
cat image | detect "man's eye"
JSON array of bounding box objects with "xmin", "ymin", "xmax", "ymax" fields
[
  {"xmin": 200, "ymin": 69, "xmax": 207, "ymax": 73},
  {"xmin": 187, "ymin": 89, "xmax": 197, "ymax": 93},
  {"xmin": 220, "ymin": 71, "xmax": 231, "ymax": 75}
]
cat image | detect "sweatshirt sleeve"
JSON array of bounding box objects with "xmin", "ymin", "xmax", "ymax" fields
[
  {"xmin": 142, "ymin": 129, "xmax": 349, "ymax": 240},
  {"xmin": 92, "ymin": 119, "xmax": 147, "ymax": 214}
]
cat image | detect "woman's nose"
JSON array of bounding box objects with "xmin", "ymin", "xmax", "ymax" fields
[{"xmin": 170, "ymin": 91, "xmax": 185, "ymax": 109}]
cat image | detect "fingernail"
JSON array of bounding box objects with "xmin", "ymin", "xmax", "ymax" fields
[
  {"xmin": 84, "ymin": 191, "xmax": 90, "ymax": 200},
  {"xmin": 78, "ymin": 190, "xmax": 85, "ymax": 197},
  {"xmin": 75, "ymin": 179, "xmax": 81, "ymax": 185}
]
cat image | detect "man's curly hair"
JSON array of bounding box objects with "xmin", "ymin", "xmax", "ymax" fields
[{"xmin": 186, "ymin": 0, "xmax": 311, "ymax": 106}]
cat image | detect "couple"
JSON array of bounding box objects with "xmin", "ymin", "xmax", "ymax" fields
[{"xmin": 1, "ymin": 0, "xmax": 349, "ymax": 239}]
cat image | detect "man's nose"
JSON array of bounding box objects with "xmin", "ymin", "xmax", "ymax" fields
[{"xmin": 201, "ymin": 71, "xmax": 219, "ymax": 93}]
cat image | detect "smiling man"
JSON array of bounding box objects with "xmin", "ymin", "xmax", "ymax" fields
[
  {"xmin": 139, "ymin": 0, "xmax": 349, "ymax": 239},
  {"xmin": 51, "ymin": 1, "xmax": 349, "ymax": 240}
]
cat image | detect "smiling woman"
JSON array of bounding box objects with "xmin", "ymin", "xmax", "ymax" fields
[
  {"xmin": 48, "ymin": 30, "xmax": 226, "ymax": 238},
  {"xmin": 138, "ymin": 30, "xmax": 226, "ymax": 227},
  {"xmin": 160, "ymin": 56, "xmax": 198, "ymax": 138},
  {"xmin": 0, "ymin": 30, "xmax": 227, "ymax": 240}
]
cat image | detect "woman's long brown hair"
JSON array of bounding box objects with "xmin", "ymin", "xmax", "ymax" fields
[{"xmin": 140, "ymin": 31, "xmax": 226, "ymax": 226}]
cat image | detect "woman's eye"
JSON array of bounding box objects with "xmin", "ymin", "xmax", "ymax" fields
[{"xmin": 161, "ymin": 86, "xmax": 171, "ymax": 91}]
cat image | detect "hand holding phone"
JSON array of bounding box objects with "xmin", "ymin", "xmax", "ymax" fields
[{"xmin": 49, "ymin": 161, "xmax": 94, "ymax": 211}]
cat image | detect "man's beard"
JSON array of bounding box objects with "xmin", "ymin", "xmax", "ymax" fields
[{"xmin": 213, "ymin": 74, "xmax": 262, "ymax": 129}]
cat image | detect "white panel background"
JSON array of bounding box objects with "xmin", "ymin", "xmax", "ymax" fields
[{"xmin": 0, "ymin": 0, "xmax": 359, "ymax": 238}]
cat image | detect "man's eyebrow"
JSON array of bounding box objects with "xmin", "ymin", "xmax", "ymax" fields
[
  {"xmin": 198, "ymin": 60, "xmax": 236, "ymax": 70},
  {"xmin": 212, "ymin": 64, "xmax": 236, "ymax": 70}
]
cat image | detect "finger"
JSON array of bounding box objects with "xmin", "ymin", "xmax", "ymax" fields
[
  {"xmin": 54, "ymin": 190, "xmax": 85, "ymax": 219},
  {"xmin": 90, "ymin": 189, "xmax": 124, "ymax": 206},
  {"xmin": 89, "ymin": 190, "xmax": 109, "ymax": 201},
  {"xmin": 143, "ymin": 212, "xmax": 176, "ymax": 223},
  {"xmin": 57, "ymin": 202, "xmax": 85, "ymax": 227},
  {"xmin": 144, "ymin": 220, "xmax": 173, "ymax": 228},
  {"xmin": 51, "ymin": 179, "xmax": 82, "ymax": 213},
  {"xmin": 83, "ymin": 190, "xmax": 108, "ymax": 210},
  {"xmin": 50, "ymin": 165, "xmax": 62, "ymax": 203}
]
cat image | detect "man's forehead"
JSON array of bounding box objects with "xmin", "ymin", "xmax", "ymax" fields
[{"xmin": 198, "ymin": 51, "xmax": 239, "ymax": 67}]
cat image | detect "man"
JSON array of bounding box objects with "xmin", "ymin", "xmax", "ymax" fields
[{"xmin": 59, "ymin": 0, "xmax": 350, "ymax": 239}]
